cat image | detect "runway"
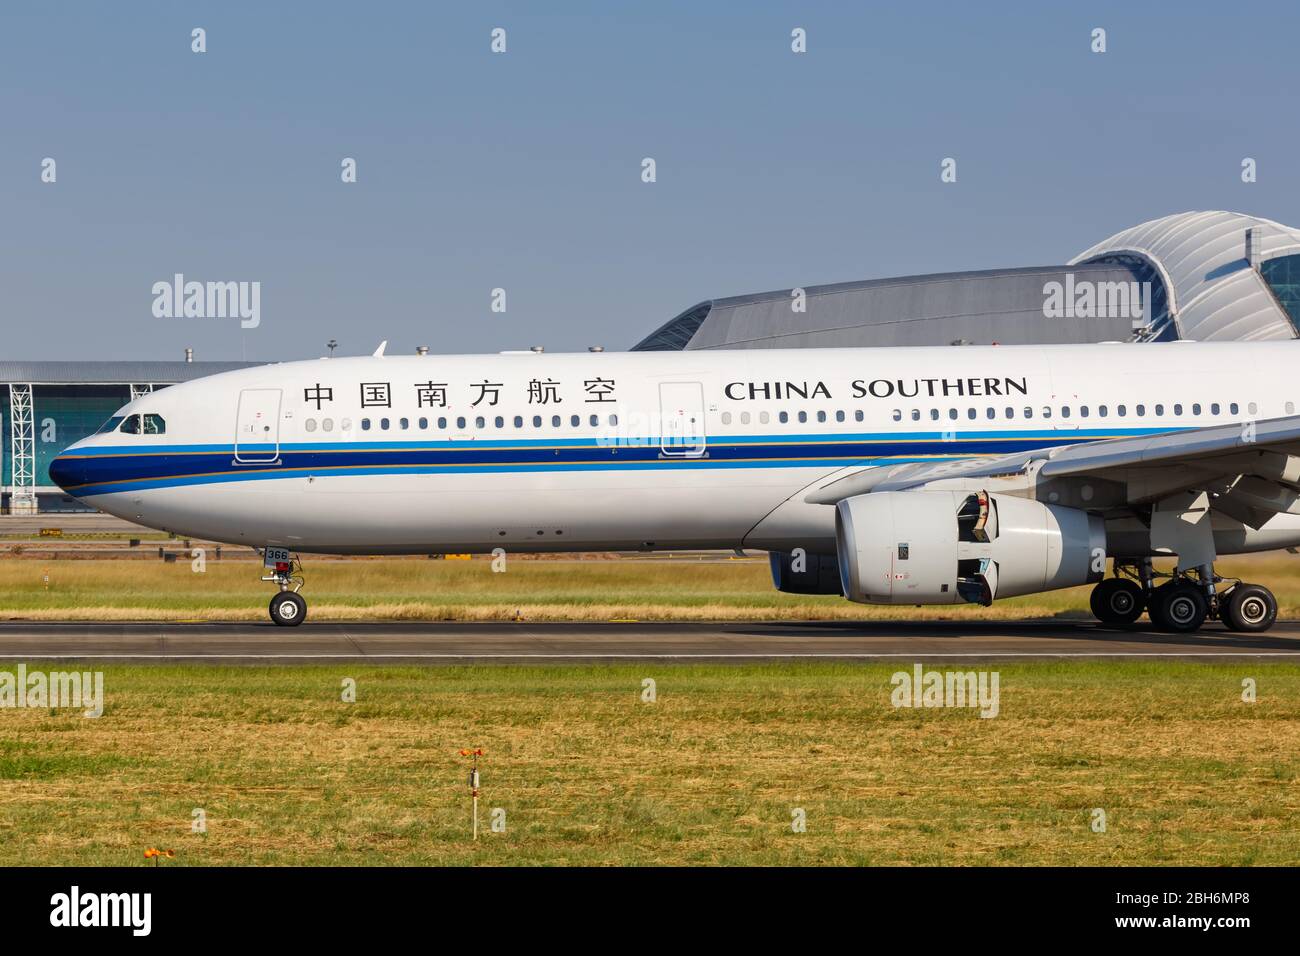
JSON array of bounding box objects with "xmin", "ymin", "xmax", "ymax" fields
[{"xmin": 0, "ymin": 619, "xmax": 1299, "ymax": 662}]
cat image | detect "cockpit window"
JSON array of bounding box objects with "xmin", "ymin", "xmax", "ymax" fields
[
  {"xmin": 119, "ymin": 415, "xmax": 141, "ymax": 434},
  {"xmin": 97, "ymin": 416, "xmax": 126, "ymax": 434},
  {"xmin": 142, "ymin": 414, "xmax": 166, "ymax": 435}
]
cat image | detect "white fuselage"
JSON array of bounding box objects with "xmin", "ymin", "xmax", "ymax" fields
[{"xmin": 49, "ymin": 341, "xmax": 1300, "ymax": 556}]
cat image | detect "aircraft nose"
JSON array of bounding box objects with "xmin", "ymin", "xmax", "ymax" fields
[{"xmin": 48, "ymin": 451, "xmax": 85, "ymax": 492}]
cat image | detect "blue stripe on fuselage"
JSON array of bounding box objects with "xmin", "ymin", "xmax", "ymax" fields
[{"xmin": 54, "ymin": 427, "xmax": 1177, "ymax": 498}]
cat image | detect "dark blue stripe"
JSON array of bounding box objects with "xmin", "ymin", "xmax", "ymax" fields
[{"xmin": 56, "ymin": 427, "xmax": 1183, "ymax": 498}]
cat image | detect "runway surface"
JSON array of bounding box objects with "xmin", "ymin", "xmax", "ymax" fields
[{"xmin": 1, "ymin": 619, "xmax": 1299, "ymax": 662}]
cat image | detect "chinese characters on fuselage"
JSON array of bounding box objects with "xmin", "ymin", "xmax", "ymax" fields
[{"xmin": 302, "ymin": 377, "xmax": 623, "ymax": 410}]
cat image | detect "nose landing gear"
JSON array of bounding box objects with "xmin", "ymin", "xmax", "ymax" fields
[{"xmin": 262, "ymin": 554, "xmax": 307, "ymax": 627}]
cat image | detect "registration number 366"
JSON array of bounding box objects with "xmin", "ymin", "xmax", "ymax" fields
[{"xmin": 263, "ymin": 547, "xmax": 292, "ymax": 568}]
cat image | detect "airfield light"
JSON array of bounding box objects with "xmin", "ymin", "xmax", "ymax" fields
[{"xmin": 459, "ymin": 748, "xmax": 485, "ymax": 841}]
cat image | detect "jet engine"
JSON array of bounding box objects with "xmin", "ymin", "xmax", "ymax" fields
[
  {"xmin": 769, "ymin": 550, "xmax": 843, "ymax": 595},
  {"xmin": 834, "ymin": 490, "xmax": 1105, "ymax": 605}
]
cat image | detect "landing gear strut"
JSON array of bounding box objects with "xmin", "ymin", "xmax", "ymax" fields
[
  {"xmin": 262, "ymin": 554, "xmax": 307, "ymax": 627},
  {"xmin": 1091, "ymin": 559, "xmax": 1277, "ymax": 633}
]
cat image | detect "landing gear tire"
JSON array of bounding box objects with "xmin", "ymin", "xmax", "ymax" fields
[
  {"xmin": 269, "ymin": 591, "xmax": 307, "ymax": 627},
  {"xmin": 1220, "ymin": 584, "xmax": 1277, "ymax": 633},
  {"xmin": 1149, "ymin": 581, "xmax": 1208, "ymax": 633},
  {"xmin": 1089, "ymin": 578, "xmax": 1146, "ymax": 625}
]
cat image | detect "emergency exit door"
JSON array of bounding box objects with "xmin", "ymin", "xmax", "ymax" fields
[
  {"xmin": 659, "ymin": 382, "xmax": 706, "ymax": 457},
  {"xmin": 234, "ymin": 388, "xmax": 282, "ymax": 463}
]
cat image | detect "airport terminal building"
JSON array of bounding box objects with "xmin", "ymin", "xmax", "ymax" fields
[{"xmin": 7, "ymin": 210, "xmax": 1300, "ymax": 512}]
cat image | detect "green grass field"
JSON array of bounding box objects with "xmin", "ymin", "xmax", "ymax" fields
[
  {"xmin": 1, "ymin": 662, "xmax": 1297, "ymax": 866},
  {"xmin": 3, "ymin": 553, "xmax": 1300, "ymax": 622}
]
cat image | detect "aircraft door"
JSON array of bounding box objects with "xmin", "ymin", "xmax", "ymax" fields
[
  {"xmin": 659, "ymin": 382, "xmax": 707, "ymax": 457},
  {"xmin": 234, "ymin": 388, "xmax": 282, "ymax": 463}
]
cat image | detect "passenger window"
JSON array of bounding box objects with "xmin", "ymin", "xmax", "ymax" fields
[
  {"xmin": 1004, "ymin": 407, "xmax": 1014, "ymax": 419},
  {"xmin": 986, "ymin": 408, "xmax": 995, "ymax": 420},
  {"xmin": 119, "ymin": 414, "xmax": 141, "ymax": 434},
  {"xmin": 966, "ymin": 408, "xmax": 976, "ymax": 420},
  {"xmin": 305, "ymin": 419, "xmax": 317, "ymax": 432},
  {"xmin": 912, "ymin": 409, "xmax": 922, "ymax": 421},
  {"xmin": 514, "ymin": 416, "xmax": 523, "ymax": 428},
  {"xmin": 1248, "ymin": 402, "xmax": 1258, "ymax": 415},
  {"xmin": 361, "ymin": 418, "xmax": 371, "ymax": 431},
  {"xmin": 1023, "ymin": 406, "xmax": 1033, "ymax": 419},
  {"xmin": 438, "ymin": 417, "xmax": 448, "ymax": 429},
  {"xmin": 380, "ymin": 418, "xmax": 390, "ymax": 430},
  {"xmin": 570, "ymin": 415, "xmax": 580, "ymax": 427},
  {"xmin": 418, "ymin": 417, "xmax": 428, "ymax": 429},
  {"xmin": 798, "ymin": 411, "xmax": 807, "ymax": 423},
  {"xmin": 1154, "ymin": 405, "xmax": 1164, "ymax": 416},
  {"xmin": 891, "ymin": 409, "xmax": 902, "ymax": 422},
  {"xmin": 1230, "ymin": 403, "xmax": 1239, "ymax": 415},
  {"xmin": 590, "ymin": 414, "xmax": 600, "ymax": 426},
  {"xmin": 854, "ymin": 410, "xmax": 864, "ymax": 422},
  {"xmin": 551, "ymin": 415, "xmax": 561, "ymax": 427},
  {"xmin": 532, "ymin": 416, "xmax": 542, "ymax": 427},
  {"xmin": 1117, "ymin": 404, "xmax": 1126, "ymax": 416},
  {"xmin": 1098, "ymin": 406, "xmax": 1107, "ymax": 417},
  {"xmin": 930, "ymin": 409, "xmax": 940, "ymax": 421},
  {"xmin": 1061, "ymin": 406, "xmax": 1070, "ymax": 419},
  {"xmin": 1041, "ymin": 407, "xmax": 1052, "ymax": 419},
  {"xmin": 757, "ymin": 412, "xmax": 768, "ymax": 424},
  {"xmin": 340, "ymin": 417, "xmax": 352, "ymax": 431},
  {"xmin": 142, "ymin": 414, "xmax": 165, "ymax": 434},
  {"xmin": 741, "ymin": 411, "xmax": 751, "ymax": 425},
  {"xmin": 609, "ymin": 414, "xmax": 619, "ymax": 426},
  {"xmin": 1079, "ymin": 406, "xmax": 1089, "ymax": 418},
  {"xmin": 1191, "ymin": 404, "xmax": 1201, "ymax": 416},
  {"xmin": 457, "ymin": 417, "xmax": 467, "ymax": 429},
  {"xmin": 495, "ymin": 416, "xmax": 505, "ymax": 428},
  {"xmin": 948, "ymin": 408, "xmax": 958, "ymax": 420},
  {"xmin": 779, "ymin": 412, "xmax": 789, "ymax": 424},
  {"xmin": 322, "ymin": 418, "xmax": 334, "ymax": 432},
  {"xmin": 817, "ymin": 410, "xmax": 827, "ymax": 423},
  {"xmin": 475, "ymin": 416, "xmax": 486, "ymax": 429},
  {"xmin": 1173, "ymin": 404, "xmax": 1182, "ymax": 416},
  {"xmin": 1135, "ymin": 405, "xmax": 1145, "ymax": 417},
  {"xmin": 1211, "ymin": 403, "xmax": 1220, "ymax": 415},
  {"xmin": 399, "ymin": 417, "xmax": 410, "ymax": 430},
  {"xmin": 1287, "ymin": 402, "xmax": 1295, "ymax": 415}
]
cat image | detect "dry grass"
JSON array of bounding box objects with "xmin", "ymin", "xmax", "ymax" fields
[
  {"xmin": 3, "ymin": 553, "xmax": 1299, "ymax": 622},
  {"xmin": 1, "ymin": 662, "xmax": 1297, "ymax": 866}
]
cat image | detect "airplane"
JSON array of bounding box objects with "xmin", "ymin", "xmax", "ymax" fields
[{"xmin": 47, "ymin": 339, "xmax": 1300, "ymax": 632}]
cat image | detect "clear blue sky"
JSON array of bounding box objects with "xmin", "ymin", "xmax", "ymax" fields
[{"xmin": 3, "ymin": 1, "xmax": 1297, "ymax": 361}]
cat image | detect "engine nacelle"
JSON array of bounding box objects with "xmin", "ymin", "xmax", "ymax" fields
[
  {"xmin": 835, "ymin": 490, "xmax": 1105, "ymax": 605},
  {"xmin": 769, "ymin": 550, "xmax": 843, "ymax": 595}
]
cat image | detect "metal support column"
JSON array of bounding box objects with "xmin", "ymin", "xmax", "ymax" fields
[{"xmin": 8, "ymin": 383, "xmax": 37, "ymax": 515}]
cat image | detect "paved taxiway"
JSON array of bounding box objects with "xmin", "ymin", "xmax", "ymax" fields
[{"xmin": 0, "ymin": 620, "xmax": 1298, "ymax": 662}]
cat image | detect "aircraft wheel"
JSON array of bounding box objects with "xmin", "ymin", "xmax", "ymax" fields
[
  {"xmin": 269, "ymin": 591, "xmax": 307, "ymax": 627},
  {"xmin": 1089, "ymin": 578, "xmax": 1145, "ymax": 625},
  {"xmin": 1149, "ymin": 581, "xmax": 1207, "ymax": 633},
  {"xmin": 1220, "ymin": 584, "xmax": 1277, "ymax": 633}
]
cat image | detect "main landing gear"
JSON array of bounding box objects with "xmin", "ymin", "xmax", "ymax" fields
[
  {"xmin": 1090, "ymin": 559, "xmax": 1277, "ymax": 633},
  {"xmin": 262, "ymin": 554, "xmax": 307, "ymax": 627}
]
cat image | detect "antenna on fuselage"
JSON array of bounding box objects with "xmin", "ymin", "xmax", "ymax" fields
[{"xmin": 372, "ymin": 340, "xmax": 388, "ymax": 357}]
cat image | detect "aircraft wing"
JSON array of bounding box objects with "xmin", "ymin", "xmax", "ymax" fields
[{"xmin": 804, "ymin": 416, "xmax": 1300, "ymax": 528}]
